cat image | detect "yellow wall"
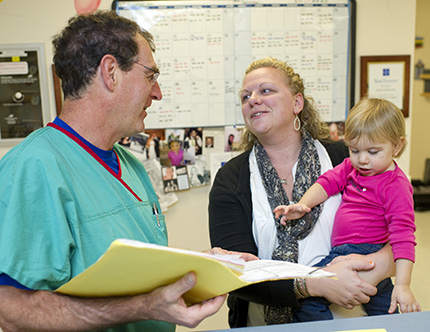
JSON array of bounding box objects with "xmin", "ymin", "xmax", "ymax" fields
[
  {"xmin": 353, "ymin": 0, "xmax": 416, "ymax": 175},
  {"xmin": 411, "ymin": 0, "xmax": 430, "ymax": 180}
]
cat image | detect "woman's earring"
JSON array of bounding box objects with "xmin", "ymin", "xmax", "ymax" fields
[
  {"xmin": 248, "ymin": 131, "xmax": 253, "ymax": 142},
  {"xmin": 294, "ymin": 115, "xmax": 301, "ymax": 132}
]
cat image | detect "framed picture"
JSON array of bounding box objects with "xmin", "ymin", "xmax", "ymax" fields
[
  {"xmin": 360, "ymin": 55, "xmax": 410, "ymax": 117},
  {"xmin": 0, "ymin": 43, "xmax": 51, "ymax": 145}
]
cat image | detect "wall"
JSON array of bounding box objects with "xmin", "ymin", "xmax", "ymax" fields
[
  {"xmin": 0, "ymin": 1, "xmax": 418, "ymax": 331},
  {"xmin": 0, "ymin": 0, "xmax": 115, "ymax": 156},
  {"xmin": 353, "ymin": 0, "xmax": 416, "ymax": 175},
  {"xmin": 0, "ymin": 0, "xmax": 418, "ymax": 174},
  {"xmin": 411, "ymin": 0, "xmax": 430, "ymax": 180}
]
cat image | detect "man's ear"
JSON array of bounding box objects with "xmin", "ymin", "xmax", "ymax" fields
[
  {"xmin": 99, "ymin": 54, "xmax": 118, "ymax": 91},
  {"xmin": 393, "ymin": 136, "xmax": 405, "ymax": 157}
]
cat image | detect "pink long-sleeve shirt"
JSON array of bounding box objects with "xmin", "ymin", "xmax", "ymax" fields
[{"xmin": 316, "ymin": 158, "xmax": 416, "ymax": 262}]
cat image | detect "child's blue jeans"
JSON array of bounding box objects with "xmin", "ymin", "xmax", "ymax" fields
[{"xmin": 294, "ymin": 243, "xmax": 399, "ymax": 322}]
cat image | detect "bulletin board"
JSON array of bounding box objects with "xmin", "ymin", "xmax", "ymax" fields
[{"xmin": 113, "ymin": 0, "xmax": 355, "ymax": 129}]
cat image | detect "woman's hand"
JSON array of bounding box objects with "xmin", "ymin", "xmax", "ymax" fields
[
  {"xmin": 306, "ymin": 259, "xmax": 377, "ymax": 309},
  {"xmin": 329, "ymin": 244, "xmax": 395, "ymax": 286},
  {"xmin": 205, "ymin": 247, "xmax": 259, "ymax": 262}
]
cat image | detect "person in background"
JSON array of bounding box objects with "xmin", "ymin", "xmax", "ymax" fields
[
  {"xmin": 163, "ymin": 166, "xmax": 175, "ymax": 181},
  {"xmin": 0, "ymin": 10, "xmax": 255, "ymax": 332},
  {"xmin": 205, "ymin": 136, "xmax": 214, "ymax": 148},
  {"xmin": 274, "ymin": 98, "xmax": 420, "ymax": 320},
  {"xmin": 119, "ymin": 136, "xmax": 131, "ymax": 147},
  {"xmin": 185, "ymin": 128, "xmax": 203, "ymax": 155},
  {"xmin": 149, "ymin": 132, "xmax": 160, "ymax": 158},
  {"xmin": 328, "ymin": 122, "xmax": 339, "ymax": 141},
  {"xmin": 225, "ymin": 133, "xmax": 235, "ymax": 151},
  {"xmin": 209, "ymin": 57, "xmax": 395, "ymax": 328},
  {"xmin": 168, "ymin": 140, "xmax": 184, "ymax": 166}
]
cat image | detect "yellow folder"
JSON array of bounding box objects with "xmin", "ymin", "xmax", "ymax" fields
[{"xmin": 55, "ymin": 239, "xmax": 334, "ymax": 304}]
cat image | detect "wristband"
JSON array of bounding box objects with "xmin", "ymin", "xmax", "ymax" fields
[{"xmin": 294, "ymin": 278, "xmax": 311, "ymax": 299}]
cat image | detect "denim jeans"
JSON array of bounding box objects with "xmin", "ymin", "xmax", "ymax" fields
[{"xmin": 293, "ymin": 243, "xmax": 398, "ymax": 322}]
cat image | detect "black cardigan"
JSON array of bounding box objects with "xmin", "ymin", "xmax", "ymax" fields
[{"xmin": 208, "ymin": 140, "xmax": 349, "ymax": 328}]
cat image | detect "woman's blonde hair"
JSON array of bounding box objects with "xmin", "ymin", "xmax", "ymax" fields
[
  {"xmin": 240, "ymin": 57, "xmax": 330, "ymax": 150},
  {"xmin": 345, "ymin": 98, "xmax": 406, "ymax": 157}
]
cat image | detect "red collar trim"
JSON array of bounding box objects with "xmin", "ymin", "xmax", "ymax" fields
[{"xmin": 47, "ymin": 123, "xmax": 142, "ymax": 201}]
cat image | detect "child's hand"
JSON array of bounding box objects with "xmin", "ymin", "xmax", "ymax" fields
[
  {"xmin": 273, "ymin": 204, "xmax": 311, "ymax": 225},
  {"xmin": 389, "ymin": 285, "xmax": 421, "ymax": 313}
]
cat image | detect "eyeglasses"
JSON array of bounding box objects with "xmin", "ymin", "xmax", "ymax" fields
[{"xmin": 134, "ymin": 61, "xmax": 160, "ymax": 85}]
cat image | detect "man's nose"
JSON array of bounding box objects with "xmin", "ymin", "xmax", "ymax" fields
[{"xmin": 151, "ymin": 81, "xmax": 163, "ymax": 101}]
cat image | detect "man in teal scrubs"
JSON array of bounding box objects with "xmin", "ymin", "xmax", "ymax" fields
[{"xmin": 0, "ymin": 10, "xmax": 227, "ymax": 332}]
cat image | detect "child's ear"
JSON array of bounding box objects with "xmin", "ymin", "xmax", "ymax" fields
[{"xmin": 393, "ymin": 137, "xmax": 405, "ymax": 157}]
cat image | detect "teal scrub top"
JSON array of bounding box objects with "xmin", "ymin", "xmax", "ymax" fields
[{"xmin": 0, "ymin": 125, "xmax": 175, "ymax": 332}]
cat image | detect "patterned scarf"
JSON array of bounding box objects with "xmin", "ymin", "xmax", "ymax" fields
[{"xmin": 254, "ymin": 130, "xmax": 322, "ymax": 325}]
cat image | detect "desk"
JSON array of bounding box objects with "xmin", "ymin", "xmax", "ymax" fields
[{"xmin": 207, "ymin": 311, "xmax": 430, "ymax": 331}]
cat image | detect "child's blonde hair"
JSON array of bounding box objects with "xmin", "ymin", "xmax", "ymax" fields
[{"xmin": 345, "ymin": 98, "xmax": 406, "ymax": 157}]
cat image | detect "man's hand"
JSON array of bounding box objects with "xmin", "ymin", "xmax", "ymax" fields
[
  {"xmin": 0, "ymin": 273, "xmax": 227, "ymax": 331},
  {"xmin": 146, "ymin": 272, "xmax": 226, "ymax": 328}
]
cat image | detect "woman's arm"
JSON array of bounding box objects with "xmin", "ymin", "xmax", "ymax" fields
[{"xmin": 209, "ymin": 153, "xmax": 257, "ymax": 255}]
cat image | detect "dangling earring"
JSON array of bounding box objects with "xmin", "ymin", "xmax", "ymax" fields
[{"xmin": 294, "ymin": 115, "xmax": 301, "ymax": 131}]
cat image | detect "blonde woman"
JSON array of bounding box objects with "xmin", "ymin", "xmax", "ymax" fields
[{"xmin": 209, "ymin": 58, "xmax": 395, "ymax": 327}]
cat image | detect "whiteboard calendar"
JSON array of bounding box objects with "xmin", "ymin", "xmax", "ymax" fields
[{"xmin": 116, "ymin": 0, "xmax": 352, "ymax": 129}]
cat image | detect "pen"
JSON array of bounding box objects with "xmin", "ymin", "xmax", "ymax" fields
[
  {"xmin": 307, "ymin": 265, "xmax": 328, "ymax": 275},
  {"xmin": 153, "ymin": 203, "xmax": 160, "ymax": 226}
]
